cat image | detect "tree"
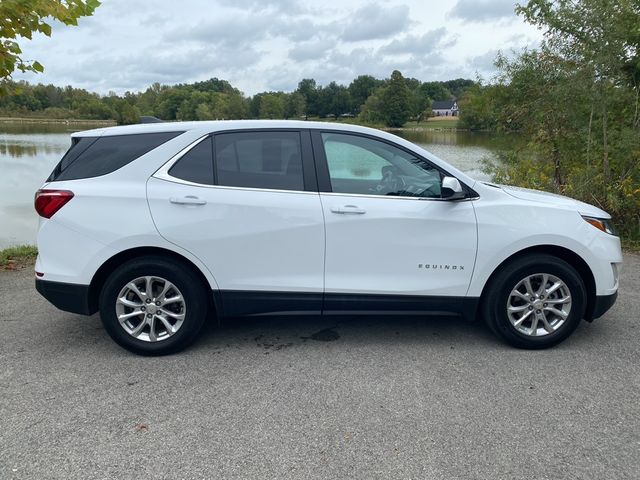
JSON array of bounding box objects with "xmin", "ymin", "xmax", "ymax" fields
[
  {"xmin": 348, "ymin": 75, "xmax": 382, "ymax": 114},
  {"xmin": 419, "ymin": 82, "xmax": 452, "ymax": 101},
  {"xmin": 458, "ymin": 83, "xmax": 499, "ymax": 131},
  {"xmin": 258, "ymin": 93, "xmax": 285, "ymax": 119},
  {"xmin": 358, "ymin": 91, "xmax": 384, "ymax": 124},
  {"xmin": 295, "ymin": 78, "xmax": 320, "ymax": 118},
  {"xmin": 284, "ymin": 92, "xmax": 305, "ymax": 119},
  {"xmin": 319, "ymin": 82, "xmax": 351, "ymax": 117},
  {"xmin": 409, "ymin": 89, "xmax": 432, "ymax": 124},
  {"xmin": 517, "ymin": 0, "xmax": 640, "ymax": 180},
  {"xmin": 0, "ymin": 0, "xmax": 101, "ymax": 80},
  {"xmin": 379, "ymin": 70, "xmax": 411, "ymax": 127}
]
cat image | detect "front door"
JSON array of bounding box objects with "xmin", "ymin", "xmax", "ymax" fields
[{"xmin": 313, "ymin": 131, "xmax": 478, "ymax": 311}]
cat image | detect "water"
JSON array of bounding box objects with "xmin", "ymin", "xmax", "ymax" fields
[{"xmin": 0, "ymin": 124, "xmax": 507, "ymax": 248}]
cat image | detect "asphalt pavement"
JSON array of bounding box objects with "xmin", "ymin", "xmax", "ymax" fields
[{"xmin": 1, "ymin": 254, "xmax": 639, "ymax": 479}]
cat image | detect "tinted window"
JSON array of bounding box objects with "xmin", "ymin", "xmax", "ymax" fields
[
  {"xmin": 50, "ymin": 131, "xmax": 183, "ymax": 181},
  {"xmin": 169, "ymin": 137, "xmax": 214, "ymax": 184},
  {"xmin": 322, "ymin": 133, "xmax": 442, "ymax": 198},
  {"xmin": 215, "ymin": 131, "xmax": 304, "ymax": 191}
]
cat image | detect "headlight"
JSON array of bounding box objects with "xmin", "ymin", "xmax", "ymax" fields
[{"xmin": 582, "ymin": 216, "xmax": 617, "ymax": 235}]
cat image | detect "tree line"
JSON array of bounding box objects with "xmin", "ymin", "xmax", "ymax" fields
[
  {"xmin": 458, "ymin": 0, "xmax": 640, "ymax": 244},
  {"xmin": 0, "ymin": 74, "xmax": 474, "ymax": 127}
]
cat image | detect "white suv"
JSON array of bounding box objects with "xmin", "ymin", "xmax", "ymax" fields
[{"xmin": 34, "ymin": 121, "xmax": 621, "ymax": 355}]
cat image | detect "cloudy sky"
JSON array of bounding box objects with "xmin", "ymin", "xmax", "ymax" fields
[{"xmin": 13, "ymin": 0, "xmax": 541, "ymax": 95}]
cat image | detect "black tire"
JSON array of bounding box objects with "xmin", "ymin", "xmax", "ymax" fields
[
  {"xmin": 99, "ymin": 256, "xmax": 209, "ymax": 355},
  {"xmin": 482, "ymin": 254, "xmax": 587, "ymax": 349}
]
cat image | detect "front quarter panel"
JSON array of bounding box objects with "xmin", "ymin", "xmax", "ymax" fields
[{"xmin": 468, "ymin": 187, "xmax": 622, "ymax": 297}]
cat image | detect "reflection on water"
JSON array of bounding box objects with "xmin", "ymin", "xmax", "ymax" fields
[
  {"xmin": 0, "ymin": 128, "xmax": 73, "ymax": 248},
  {"xmin": 0, "ymin": 124, "xmax": 510, "ymax": 248},
  {"xmin": 394, "ymin": 129, "xmax": 515, "ymax": 181}
]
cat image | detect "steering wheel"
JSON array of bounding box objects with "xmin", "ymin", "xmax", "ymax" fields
[{"xmin": 369, "ymin": 165, "xmax": 401, "ymax": 194}]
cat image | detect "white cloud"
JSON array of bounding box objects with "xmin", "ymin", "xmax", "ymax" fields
[
  {"xmin": 11, "ymin": 0, "xmax": 540, "ymax": 94},
  {"xmin": 449, "ymin": 0, "xmax": 517, "ymax": 22}
]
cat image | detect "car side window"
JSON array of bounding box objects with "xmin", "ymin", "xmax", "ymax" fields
[
  {"xmin": 321, "ymin": 133, "xmax": 442, "ymax": 198},
  {"xmin": 214, "ymin": 131, "xmax": 304, "ymax": 191},
  {"xmin": 169, "ymin": 137, "xmax": 214, "ymax": 185}
]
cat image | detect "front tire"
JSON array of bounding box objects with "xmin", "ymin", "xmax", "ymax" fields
[
  {"xmin": 99, "ymin": 256, "xmax": 208, "ymax": 355},
  {"xmin": 482, "ymin": 254, "xmax": 587, "ymax": 349}
]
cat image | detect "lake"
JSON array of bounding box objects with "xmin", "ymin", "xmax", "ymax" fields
[{"xmin": 0, "ymin": 123, "xmax": 505, "ymax": 249}]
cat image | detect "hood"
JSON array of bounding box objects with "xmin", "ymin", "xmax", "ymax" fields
[{"xmin": 491, "ymin": 183, "xmax": 610, "ymax": 218}]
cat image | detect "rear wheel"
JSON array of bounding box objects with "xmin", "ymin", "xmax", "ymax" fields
[
  {"xmin": 99, "ymin": 256, "xmax": 208, "ymax": 355},
  {"xmin": 482, "ymin": 254, "xmax": 586, "ymax": 349}
]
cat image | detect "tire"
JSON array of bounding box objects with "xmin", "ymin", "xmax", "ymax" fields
[
  {"xmin": 99, "ymin": 256, "xmax": 209, "ymax": 355},
  {"xmin": 482, "ymin": 254, "xmax": 587, "ymax": 349}
]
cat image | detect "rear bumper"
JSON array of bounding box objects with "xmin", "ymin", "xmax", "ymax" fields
[
  {"xmin": 35, "ymin": 279, "xmax": 94, "ymax": 315},
  {"xmin": 587, "ymin": 291, "xmax": 618, "ymax": 321}
]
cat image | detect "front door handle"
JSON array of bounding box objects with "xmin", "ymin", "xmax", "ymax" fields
[
  {"xmin": 330, "ymin": 205, "xmax": 366, "ymax": 215},
  {"xmin": 169, "ymin": 195, "xmax": 207, "ymax": 206}
]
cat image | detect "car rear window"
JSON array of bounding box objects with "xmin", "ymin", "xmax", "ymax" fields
[{"xmin": 48, "ymin": 131, "xmax": 184, "ymax": 181}]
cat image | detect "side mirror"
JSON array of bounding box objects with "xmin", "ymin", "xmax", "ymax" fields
[{"xmin": 441, "ymin": 176, "xmax": 466, "ymax": 200}]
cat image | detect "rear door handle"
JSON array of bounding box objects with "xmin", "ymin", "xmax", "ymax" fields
[
  {"xmin": 169, "ymin": 195, "xmax": 207, "ymax": 206},
  {"xmin": 330, "ymin": 205, "xmax": 366, "ymax": 215}
]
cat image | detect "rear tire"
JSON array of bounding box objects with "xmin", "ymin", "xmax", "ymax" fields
[
  {"xmin": 99, "ymin": 256, "xmax": 208, "ymax": 355},
  {"xmin": 482, "ymin": 254, "xmax": 586, "ymax": 349}
]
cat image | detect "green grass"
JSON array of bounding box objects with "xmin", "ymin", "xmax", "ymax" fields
[
  {"xmin": 417, "ymin": 118, "xmax": 460, "ymax": 129},
  {"xmin": 306, "ymin": 116, "xmax": 461, "ymax": 131},
  {"xmin": 0, "ymin": 245, "xmax": 38, "ymax": 269}
]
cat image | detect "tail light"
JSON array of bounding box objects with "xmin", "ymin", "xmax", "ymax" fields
[{"xmin": 34, "ymin": 189, "xmax": 74, "ymax": 219}]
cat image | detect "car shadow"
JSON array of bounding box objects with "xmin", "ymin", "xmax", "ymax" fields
[{"xmin": 189, "ymin": 313, "xmax": 503, "ymax": 354}]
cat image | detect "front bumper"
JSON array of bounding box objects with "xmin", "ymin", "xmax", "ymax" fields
[
  {"xmin": 586, "ymin": 291, "xmax": 618, "ymax": 322},
  {"xmin": 35, "ymin": 279, "xmax": 95, "ymax": 315}
]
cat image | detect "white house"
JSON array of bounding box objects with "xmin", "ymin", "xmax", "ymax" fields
[{"xmin": 432, "ymin": 100, "xmax": 459, "ymax": 117}]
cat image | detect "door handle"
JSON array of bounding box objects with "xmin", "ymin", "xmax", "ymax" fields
[
  {"xmin": 330, "ymin": 205, "xmax": 366, "ymax": 215},
  {"xmin": 169, "ymin": 195, "xmax": 207, "ymax": 206}
]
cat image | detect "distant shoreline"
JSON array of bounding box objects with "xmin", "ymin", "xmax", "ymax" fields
[{"xmin": 0, "ymin": 117, "xmax": 116, "ymax": 126}]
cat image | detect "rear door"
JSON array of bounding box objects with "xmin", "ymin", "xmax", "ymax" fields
[
  {"xmin": 147, "ymin": 129, "xmax": 325, "ymax": 316},
  {"xmin": 312, "ymin": 130, "xmax": 478, "ymax": 312}
]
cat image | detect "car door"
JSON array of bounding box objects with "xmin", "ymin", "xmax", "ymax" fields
[
  {"xmin": 312, "ymin": 130, "xmax": 478, "ymax": 312},
  {"xmin": 147, "ymin": 129, "xmax": 325, "ymax": 316}
]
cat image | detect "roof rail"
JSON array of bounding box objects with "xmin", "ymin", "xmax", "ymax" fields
[{"xmin": 140, "ymin": 116, "xmax": 163, "ymax": 124}]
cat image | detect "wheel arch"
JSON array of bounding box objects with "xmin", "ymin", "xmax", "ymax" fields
[
  {"xmin": 88, "ymin": 246, "xmax": 219, "ymax": 319},
  {"xmin": 478, "ymin": 245, "xmax": 596, "ymax": 321}
]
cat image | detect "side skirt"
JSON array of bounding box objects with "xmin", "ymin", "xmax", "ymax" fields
[{"xmin": 215, "ymin": 290, "xmax": 480, "ymax": 322}]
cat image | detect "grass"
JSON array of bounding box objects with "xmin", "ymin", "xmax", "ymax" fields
[
  {"xmin": 0, "ymin": 245, "xmax": 38, "ymax": 270},
  {"xmin": 310, "ymin": 116, "xmax": 461, "ymax": 131}
]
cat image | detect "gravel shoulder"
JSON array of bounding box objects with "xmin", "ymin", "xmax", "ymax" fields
[{"xmin": 0, "ymin": 254, "xmax": 638, "ymax": 479}]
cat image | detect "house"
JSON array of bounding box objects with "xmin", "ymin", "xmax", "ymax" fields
[{"xmin": 432, "ymin": 100, "xmax": 459, "ymax": 117}]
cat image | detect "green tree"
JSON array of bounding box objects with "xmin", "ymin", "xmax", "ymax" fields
[
  {"xmin": 348, "ymin": 75, "xmax": 382, "ymax": 114},
  {"xmin": 319, "ymin": 82, "xmax": 351, "ymax": 117},
  {"xmin": 295, "ymin": 78, "xmax": 319, "ymax": 118},
  {"xmin": 458, "ymin": 83, "xmax": 499, "ymax": 131},
  {"xmin": 258, "ymin": 93, "xmax": 285, "ymax": 119},
  {"xmin": 419, "ymin": 82, "xmax": 452, "ymax": 101},
  {"xmin": 469, "ymin": 0, "xmax": 640, "ymax": 242},
  {"xmin": 284, "ymin": 92, "xmax": 305, "ymax": 119},
  {"xmin": 113, "ymin": 99, "xmax": 140, "ymax": 125},
  {"xmin": 408, "ymin": 88, "xmax": 431, "ymax": 123},
  {"xmin": 379, "ymin": 70, "xmax": 411, "ymax": 127},
  {"xmin": 0, "ymin": 0, "xmax": 101, "ymax": 80},
  {"xmin": 358, "ymin": 91, "xmax": 384, "ymax": 124}
]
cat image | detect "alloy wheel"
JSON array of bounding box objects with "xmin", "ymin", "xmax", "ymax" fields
[
  {"xmin": 115, "ymin": 276, "xmax": 186, "ymax": 342},
  {"xmin": 506, "ymin": 273, "xmax": 572, "ymax": 337}
]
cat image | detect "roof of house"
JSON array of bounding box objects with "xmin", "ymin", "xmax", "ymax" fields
[{"xmin": 432, "ymin": 100, "xmax": 457, "ymax": 110}]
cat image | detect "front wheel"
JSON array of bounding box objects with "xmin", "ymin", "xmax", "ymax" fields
[
  {"xmin": 482, "ymin": 254, "xmax": 587, "ymax": 349},
  {"xmin": 99, "ymin": 256, "xmax": 209, "ymax": 355}
]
